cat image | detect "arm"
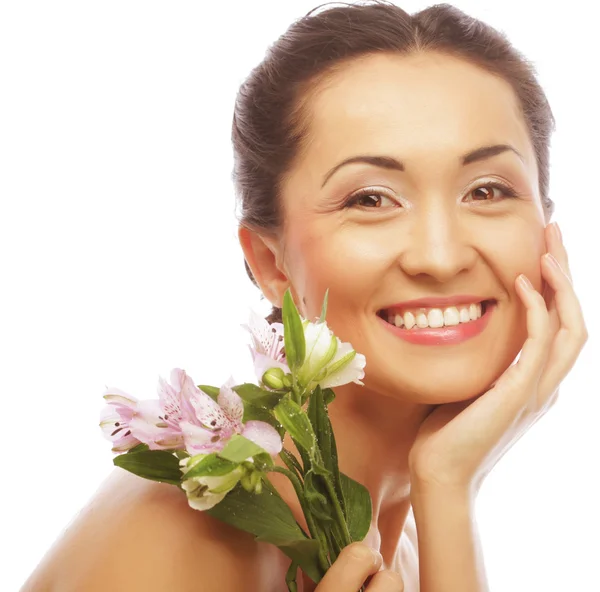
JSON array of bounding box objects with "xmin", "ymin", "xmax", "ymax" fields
[{"xmin": 410, "ymin": 484, "xmax": 489, "ymax": 592}]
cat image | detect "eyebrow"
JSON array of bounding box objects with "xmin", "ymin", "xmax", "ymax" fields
[{"xmin": 320, "ymin": 144, "xmax": 525, "ymax": 188}]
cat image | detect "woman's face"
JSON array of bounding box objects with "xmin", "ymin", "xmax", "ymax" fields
[{"xmin": 275, "ymin": 52, "xmax": 548, "ymax": 404}]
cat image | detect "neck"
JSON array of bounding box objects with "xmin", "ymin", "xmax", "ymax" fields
[{"xmin": 270, "ymin": 382, "xmax": 434, "ymax": 563}]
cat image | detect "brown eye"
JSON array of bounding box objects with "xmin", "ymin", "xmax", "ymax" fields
[
  {"xmin": 465, "ymin": 182, "xmax": 518, "ymax": 203},
  {"xmin": 344, "ymin": 189, "xmax": 397, "ymax": 209}
]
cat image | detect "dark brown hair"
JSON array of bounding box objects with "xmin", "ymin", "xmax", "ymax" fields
[{"xmin": 233, "ymin": 0, "xmax": 555, "ymax": 323}]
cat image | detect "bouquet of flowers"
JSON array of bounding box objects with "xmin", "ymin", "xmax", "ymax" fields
[{"xmin": 99, "ymin": 290, "xmax": 371, "ymax": 592}]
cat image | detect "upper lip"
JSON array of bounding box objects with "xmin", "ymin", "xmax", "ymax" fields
[{"xmin": 381, "ymin": 295, "xmax": 494, "ymax": 311}]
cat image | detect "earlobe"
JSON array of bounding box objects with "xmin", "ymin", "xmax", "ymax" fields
[{"xmin": 238, "ymin": 225, "xmax": 289, "ymax": 308}]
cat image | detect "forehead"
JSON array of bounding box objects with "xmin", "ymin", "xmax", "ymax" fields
[{"xmin": 297, "ymin": 52, "xmax": 534, "ymax": 178}]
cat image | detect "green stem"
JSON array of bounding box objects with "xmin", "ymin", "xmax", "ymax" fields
[
  {"xmin": 280, "ymin": 448, "xmax": 304, "ymax": 478},
  {"xmin": 312, "ymin": 448, "xmax": 352, "ymax": 547},
  {"xmin": 268, "ymin": 466, "xmax": 330, "ymax": 574}
]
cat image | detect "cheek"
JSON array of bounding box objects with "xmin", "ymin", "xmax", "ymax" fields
[{"xmin": 288, "ymin": 227, "xmax": 392, "ymax": 318}]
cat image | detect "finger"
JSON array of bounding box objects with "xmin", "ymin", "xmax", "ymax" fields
[
  {"xmin": 316, "ymin": 543, "xmax": 382, "ymax": 592},
  {"xmin": 366, "ymin": 569, "xmax": 405, "ymax": 591},
  {"xmin": 546, "ymin": 222, "xmax": 572, "ymax": 282},
  {"xmin": 480, "ymin": 273, "xmax": 551, "ymax": 426},
  {"xmin": 537, "ymin": 251, "xmax": 588, "ymax": 400}
]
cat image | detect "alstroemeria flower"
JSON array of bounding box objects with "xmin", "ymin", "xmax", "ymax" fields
[
  {"xmin": 179, "ymin": 374, "xmax": 283, "ymax": 457},
  {"xmin": 100, "ymin": 387, "xmax": 182, "ymax": 452},
  {"xmin": 243, "ymin": 310, "xmax": 290, "ymax": 383},
  {"xmin": 298, "ymin": 320, "xmax": 366, "ymax": 389},
  {"xmin": 99, "ymin": 388, "xmax": 142, "ymax": 452},
  {"xmin": 179, "ymin": 454, "xmax": 245, "ymax": 511}
]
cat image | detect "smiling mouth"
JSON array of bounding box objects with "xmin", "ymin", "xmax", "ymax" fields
[{"xmin": 376, "ymin": 299, "xmax": 496, "ymax": 329}]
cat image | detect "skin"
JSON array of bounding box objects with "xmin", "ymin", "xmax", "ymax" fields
[{"xmin": 240, "ymin": 51, "xmax": 588, "ymax": 590}]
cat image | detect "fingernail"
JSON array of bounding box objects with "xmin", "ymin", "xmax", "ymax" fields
[
  {"xmin": 553, "ymin": 222, "xmax": 562, "ymax": 243},
  {"xmin": 518, "ymin": 274, "xmax": 532, "ymax": 289},
  {"xmin": 371, "ymin": 548, "xmax": 383, "ymax": 566},
  {"xmin": 544, "ymin": 252, "xmax": 560, "ymax": 269}
]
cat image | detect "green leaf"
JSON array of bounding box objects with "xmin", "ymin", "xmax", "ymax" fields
[
  {"xmin": 322, "ymin": 388, "xmax": 336, "ymax": 405},
  {"xmin": 304, "ymin": 470, "xmax": 333, "ymax": 523},
  {"xmin": 274, "ymin": 397, "xmax": 317, "ymax": 456},
  {"xmin": 182, "ymin": 453, "xmax": 239, "ymax": 479},
  {"xmin": 127, "ymin": 443, "xmax": 150, "ymax": 454},
  {"xmin": 307, "ymin": 386, "xmax": 345, "ymax": 517},
  {"xmin": 219, "ymin": 434, "xmax": 266, "ymax": 463},
  {"xmin": 282, "ymin": 290, "xmax": 306, "ymax": 371},
  {"xmin": 197, "ymin": 384, "xmax": 220, "ymax": 402},
  {"xmin": 113, "ymin": 450, "xmax": 181, "ymax": 485},
  {"xmin": 233, "ymin": 383, "xmax": 284, "ymax": 408},
  {"xmin": 318, "ymin": 289, "xmax": 329, "ymax": 324},
  {"xmin": 206, "ymin": 482, "xmax": 324, "ymax": 583},
  {"xmin": 340, "ymin": 472, "xmax": 372, "ymax": 542},
  {"xmin": 242, "ymin": 403, "xmax": 285, "ymax": 439}
]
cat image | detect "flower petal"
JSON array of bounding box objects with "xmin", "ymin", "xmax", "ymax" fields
[
  {"xmin": 180, "ymin": 420, "xmax": 226, "ymax": 455},
  {"xmin": 128, "ymin": 399, "xmax": 184, "ymax": 450},
  {"xmin": 217, "ymin": 377, "xmax": 244, "ymax": 425},
  {"xmin": 181, "ymin": 480, "xmax": 228, "ymax": 511},
  {"xmin": 190, "ymin": 390, "xmax": 235, "ymax": 432},
  {"xmin": 242, "ymin": 420, "xmax": 283, "ymax": 457},
  {"xmin": 320, "ymin": 351, "xmax": 366, "ymax": 388}
]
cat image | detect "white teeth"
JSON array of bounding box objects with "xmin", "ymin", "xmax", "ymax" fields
[
  {"xmin": 427, "ymin": 309, "xmax": 445, "ymax": 328},
  {"xmin": 443, "ymin": 307, "xmax": 460, "ymax": 326},
  {"xmin": 469, "ymin": 303, "xmax": 481, "ymax": 320},
  {"xmin": 387, "ymin": 302, "xmax": 485, "ymax": 329},
  {"xmin": 416, "ymin": 312, "xmax": 428, "ymax": 328}
]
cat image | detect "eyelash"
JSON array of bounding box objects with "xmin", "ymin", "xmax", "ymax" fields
[{"xmin": 343, "ymin": 181, "xmax": 520, "ymax": 209}]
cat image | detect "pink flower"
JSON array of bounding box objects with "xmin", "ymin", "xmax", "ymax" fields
[
  {"xmin": 100, "ymin": 369, "xmax": 283, "ymax": 458},
  {"xmin": 99, "ymin": 388, "xmax": 142, "ymax": 452},
  {"xmin": 242, "ymin": 310, "xmax": 290, "ymax": 383},
  {"xmin": 178, "ymin": 373, "xmax": 282, "ymax": 457}
]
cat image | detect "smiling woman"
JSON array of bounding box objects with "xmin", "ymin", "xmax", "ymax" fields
[
  {"xmin": 234, "ymin": 1, "xmax": 586, "ymax": 591},
  {"xmin": 19, "ymin": 2, "xmax": 589, "ymax": 592}
]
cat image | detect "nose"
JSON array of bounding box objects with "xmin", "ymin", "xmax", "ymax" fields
[{"xmin": 397, "ymin": 205, "xmax": 477, "ymax": 283}]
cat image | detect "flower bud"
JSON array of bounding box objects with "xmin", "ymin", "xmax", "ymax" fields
[
  {"xmin": 241, "ymin": 473, "xmax": 254, "ymax": 493},
  {"xmin": 262, "ymin": 367, "xmax": 286, "ymax": 390}
]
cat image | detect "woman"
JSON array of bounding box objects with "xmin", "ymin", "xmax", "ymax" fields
[{"xmin": 22, "ymin": 2, "xmax": 587, "ymax": 591}]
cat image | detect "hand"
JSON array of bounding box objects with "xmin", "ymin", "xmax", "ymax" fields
[
  {"xmin": 407, "ymin": 222, "xmax": 588, "ymax": 495},
  {"xmin": 315, "ymin": 543, "xmax": 404, "ymax": 591}
]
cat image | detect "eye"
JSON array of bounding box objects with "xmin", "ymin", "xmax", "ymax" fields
[
  {"xmin": 464, "ymin": 181, "xmax": 519, "ymax": 203},
  {"xmin": 343, "ymin": 188, "xmax": 398, "ymax": 209}
]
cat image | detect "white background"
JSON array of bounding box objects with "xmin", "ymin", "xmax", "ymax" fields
[{"xmin": 1, "ymin": 1, "xmax": 597, "ymax": 590}]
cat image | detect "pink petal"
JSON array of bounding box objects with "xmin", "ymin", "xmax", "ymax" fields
[
  {"xmin": 170, "ymin": 368, "xmax": 200, "ymax": 420},
  {"xmin": 180, "ymin": 420, "xmax": 226, "ymax": 455},
  {"xmin": 242, "ymin": 420, "xmax": 283, "ymax": 457},
  {"xmin": 190, "ymin": 389, "xmax": 235, "ymax": 432},
  {"xmin": 217, "ymin": 378, "xmax": 244, "ymax": 425},
  {"xmin": 128, "ymin": 399, "xmax": 184, "ymax": 450}
]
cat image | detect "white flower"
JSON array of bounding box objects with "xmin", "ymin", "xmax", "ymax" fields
[
  {"xmin": 179, "ymin": 455, "xmax": 245, "ymax": 511},
  {"xmin": 298, "ymin": 320, "xmax": 366, "ymax": 389}
]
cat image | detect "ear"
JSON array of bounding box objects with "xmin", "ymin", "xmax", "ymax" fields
[{"xmin": 238, "ymin": 225, "xmax": 289, "ymax": 308}]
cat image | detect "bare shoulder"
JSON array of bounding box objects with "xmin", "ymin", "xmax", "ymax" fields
[{"xmin": 22, "ymin": 469, "xmax": 282, "ymax": 592}]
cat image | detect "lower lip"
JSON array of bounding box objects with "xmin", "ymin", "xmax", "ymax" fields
[{"xmin": 377, "ymin": 301, "xmax": 496, "ymax": 346}]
